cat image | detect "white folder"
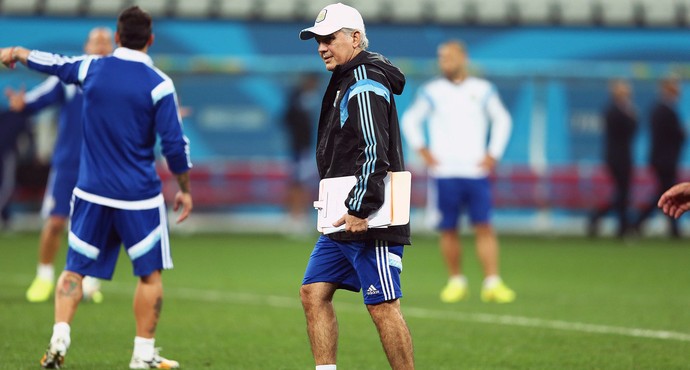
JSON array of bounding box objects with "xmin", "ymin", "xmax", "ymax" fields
[{"xmin": 313, "ymin": 171, "xmax": 411, "ymax": 234}]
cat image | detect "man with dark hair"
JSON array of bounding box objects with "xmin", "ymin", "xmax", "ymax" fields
[
  {"xmin": 299, "ymin": 3, "xmax": 414, "ymax": 369},
  {"xmin": 1, "ymin": 6, "xmax": 191, "ymax": 369}
]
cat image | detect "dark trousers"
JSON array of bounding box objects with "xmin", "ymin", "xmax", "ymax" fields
[
  {"xmin": 590, "ymin": 162, "xmax": 632, "ymax": 236},
  {"xmin": 635, "ymin": 166, "xmax": 679, "ymax": 237}
]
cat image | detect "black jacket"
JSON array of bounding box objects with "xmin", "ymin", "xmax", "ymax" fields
[
  {"xmin": 316, "ymin": 51, "xmax": 410, "ymax": 245},
  {"xmin": 650, "ymin": 100, "xmax": 685, "ymax": 172},
  {"xmin": 603, "ymin": 101, "xmax": 637, "ymax": 168}
]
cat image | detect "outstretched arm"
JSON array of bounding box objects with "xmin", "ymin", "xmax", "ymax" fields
[
  {"xmin": 0, "ymin": 47, "xmax": 30, "ymax": 68},
  {"xmin": 657, "ymin": 182, "xmax": 690, "ymax": 219}
]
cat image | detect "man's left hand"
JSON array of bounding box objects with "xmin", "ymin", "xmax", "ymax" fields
[{"xmin": 333, "ymin": 214, "xmax": 368, "ymax": 233}]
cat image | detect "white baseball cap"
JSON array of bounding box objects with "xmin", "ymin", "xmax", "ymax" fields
[{"xmin": 299, "ymin": 3, "xmax": 365, "ymax": 40}]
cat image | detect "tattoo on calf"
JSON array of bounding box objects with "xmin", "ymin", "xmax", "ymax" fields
[
  {"xmin": 148, "ymin": 297, "xmax": 163, "ymax": 335},
  {"xmin": 58, "ymin": 278, "xmax": 80, "ymax": 298}
]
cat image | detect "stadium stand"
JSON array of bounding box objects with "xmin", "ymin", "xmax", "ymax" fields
[
  {"xmin": 474, "ymin": 0, "xmax": 513, "ymax": 24},
  {"xmin": 175, "ymin": 0, "xmax": 214, "ymax": 19},
  {"xmin": 218, "ymin": 0, "xmax": 256, "ymax": 19},
  {"xmin": 557, "ymin": 0, "xmax": 593, "ymax": 24},
  {"xmin": 130, "ymin": 0, "xmax": 169, "ymax": 17},
  {"xmin": 88, "ymin": 0, "xmax": 128, "ymax": 16},
  {"xmin": 599, "ymin": 0, "xmax": 639, "ymax": 26},
  {"xmin": 1, "ymin": 0, "xmax": 41, "ymax": 15},
  {"xmin": 44, "ymin": 0, "xmax": 83, "ymax": 16},
  {"xmin": 2, "ymin": 0, "xmax": 688, "ymax": 26}
]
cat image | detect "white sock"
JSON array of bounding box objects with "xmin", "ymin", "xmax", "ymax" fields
[
  {"xmin": 483, "ymin": 275, "xmax": 501, "ymax": 289},
  {"xmin": 51, "ymin": 322, "xmax": 71, "ymax": 350},
  {"xmin": 133, "ymin": 336, "xmax": 155, "ymax": 360},
  {"xmin": 37, "ymin": 263, "xmax": 54, "ymax": 281},
  {"xmin": 316, "ymin": 365, "xmax": 336, "ymax": 370},
  {"xmin": 449, "ymin": 275, "xmax": 467, "ymax": 286}
]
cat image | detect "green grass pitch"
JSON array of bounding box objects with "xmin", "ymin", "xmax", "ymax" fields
[{"xmin": 1, "ymin": 232, "xmax": 690, "ymax": 369}]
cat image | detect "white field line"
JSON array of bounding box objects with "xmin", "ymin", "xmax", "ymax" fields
[
  {"xmin": 112, "ymin": 283, "xmax": 690, "ymax": 343},
  {"xmin": 9, "ymin": 275, "xmax": 690, "ymax": 342}
]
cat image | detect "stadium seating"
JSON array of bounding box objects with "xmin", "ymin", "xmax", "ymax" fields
[
  {"xmin": 89, "ymin": 0, "xmax": 128, "ymax": 16},
  {"xmin": 599, "ymin": 0, "xmax": 638, "ymax": 25},
  {"xmin": 44, "ymin": 0, "xmax": 82, "ymax": 15},
  {"xmin": 2, "ymin": 0, "xmax": 41, "ymax": 14},
  {"xmin": 132, "ymin": 0, "xmax": 169, "ymax": 17},
  {"xmin": 557, "ymin": 0, "xmax": 593, "ymax": 25},
  {"xmin": 1, "ymin": 0, "xmax": 686, "ymax": 27},
  {"xmin": 474, "ymin": 0, "xmax": 513, "ymax": 24},
  {"xmin": 217, "ymin": 0, "xmax": 256, "ymax": 19},
  {"xmin": 174, "ymin": 0, "xmax": 214, "ymax": 19},
  {"xmin": 639, "ymin": 0, "xmax": 682, "ymax": 26}
]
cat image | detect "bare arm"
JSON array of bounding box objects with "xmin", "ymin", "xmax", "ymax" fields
[{"xmin": 172, "ymin": 172, "xmax": 193, "ymax": 223}]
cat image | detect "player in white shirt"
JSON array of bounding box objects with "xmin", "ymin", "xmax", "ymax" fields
[{"xmin": 402, "ymin": 40, "xmax": 515, "ymax": 303}]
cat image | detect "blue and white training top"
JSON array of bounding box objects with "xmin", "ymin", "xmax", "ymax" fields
[
  {"xmin": 23, "ymin": 76, "xmax": 83, "ymax": 170},
  {"xmin": 27, "ymin": 47, "xmax": 191, "ymax": 204}
]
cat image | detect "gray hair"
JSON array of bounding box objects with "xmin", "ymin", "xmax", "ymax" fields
[{"xmin": 341, "ymin": 28, "xmax": 369, "ymax": 51}]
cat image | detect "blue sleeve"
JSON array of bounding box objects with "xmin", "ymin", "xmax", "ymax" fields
[
  {"xmin": 26, "ymin": 50, "xmax": 89, "ymax": 86},
  {"xmin": 23, "ymin": 77, "xmax": 65, "ymax": 114},
  {"xmin": 153, "ymin": 83, "xmax": 191, "ymax": 174}
]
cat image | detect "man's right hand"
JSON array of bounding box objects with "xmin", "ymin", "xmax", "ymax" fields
[
  {"xmin": 173, "ymin": 191, "xmax": 193, "ymax": 223},
  {"xmin": 658, "ymin": 182, "xmax": 690, "ymax": 219}
]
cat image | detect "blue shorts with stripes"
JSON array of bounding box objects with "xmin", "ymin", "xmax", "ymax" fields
[
  {"xmin": 302, "ymin": 235, "xmax": 404, "ymax": 305},
  {"xmin": 66, "ymin": 194, "xmax": 172, "ymax": 280}
]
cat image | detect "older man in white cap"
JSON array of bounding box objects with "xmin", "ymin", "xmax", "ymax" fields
[{"xmin": 298, "ymin": 3, "xmax": 414, "ymax": 370}]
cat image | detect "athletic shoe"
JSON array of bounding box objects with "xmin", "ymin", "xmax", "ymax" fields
[
  {"xmin": 481, "ymin": 281, "xmax": 516, "ymax": 303},
  {"xmin": 129, "ymin": 348, "xmax": 180, "ymax": 369},
  {"xmin": 440, "ymin": 280, "xmax": 468, "ymax": 303},
  {"xmin": 26, "ymin": 277, "xmax": 54, "ymax": 303},
  {"xmin": 40, "ymin": 338, "xmax": 68, "ymax": 369}
]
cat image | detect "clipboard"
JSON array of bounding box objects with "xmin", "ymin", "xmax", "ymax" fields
[{"xmin": 313, "ymin": 171, "xmax": 411, "ymax": 234}]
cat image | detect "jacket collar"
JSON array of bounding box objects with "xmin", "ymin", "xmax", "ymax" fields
[{"xmin": 113, "ymin": 47, "xmax": 153, "ymax": 66}]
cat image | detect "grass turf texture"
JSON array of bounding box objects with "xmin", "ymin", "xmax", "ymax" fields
[{"xmin": 1, "ymin": 232, "xmax": 689, "ymax": 369}]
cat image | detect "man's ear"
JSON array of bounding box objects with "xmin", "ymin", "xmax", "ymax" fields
[
  {"xmin": 351, "ymin": 30, "xmax": 361, "ymax": 48},
  {"xmin": 115, "ymin": 32, "xmax": 121, "ymax": 46},
  {"xmin": 148, "ymin": 34, "xmax": 155, "ymax": 47}
]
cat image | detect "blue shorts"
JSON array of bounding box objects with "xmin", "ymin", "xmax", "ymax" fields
[
  {"xmin": 435, "ymin": 177, "xmax": 492, "ymax": 230},
  {"xmin": 302, "ymin": 235, "xmax": 404, "ymax": 305},
  {"xmin": 41, "ymin": 167, "xmax": 78, "ymax": 218},
  {"xmin": 66, "ymin": 191, "xmax": 172, "ymax": 280}
]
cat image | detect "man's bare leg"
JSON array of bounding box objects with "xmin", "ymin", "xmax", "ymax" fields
[
  {"xmin": 300, "ymin": 282, "xmax": 339, "ymax": 366},
  {"xmin": 440, "ymin": 230, "xmax": 462, "ymax": 277},
  {"xmin": 55, "ymin": 270, "xmax": 83, "ymax": 323},
  {"xmin": 474, "ymin": 224, "xmax": 499, "ymax": 277},
  {"xmin": 134, "ymin": 270, "xmax": 163, "ymax": 338},
  {"xmin": 367, "ymin": 299, "xmax": 414, "ymax": 370}
]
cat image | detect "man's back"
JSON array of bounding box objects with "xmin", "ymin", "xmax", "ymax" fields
[{"xmin": 73, "ymin": 48, "xmax": 189, "ymax": 201}]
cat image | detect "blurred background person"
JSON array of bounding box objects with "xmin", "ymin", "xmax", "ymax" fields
[
  {"xmin": 633, "ymin": 77, "xmax": 686, "ymax": 238},
  {"xmin": 0, "ymin": 110, "xmax": 30, "ymax": 229},
  {"xmin": 402, "ymin": 40, "xmax": 515, "ymax": 304},
  {"xmin": 282, "ymin": 72, "xmax": 320, "ymax": 236},
  {"xmin": 588, "ymin": 79, "xmax": 637, "ymax": 238},
  {"xmin": 5, "ymin": 27, "xmax": 114, "ymax": 303}
]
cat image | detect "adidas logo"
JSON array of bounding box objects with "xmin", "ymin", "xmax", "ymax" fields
[{"xmin": 366, "ymin": 285, "xmax": 380, "ymax": 296}]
